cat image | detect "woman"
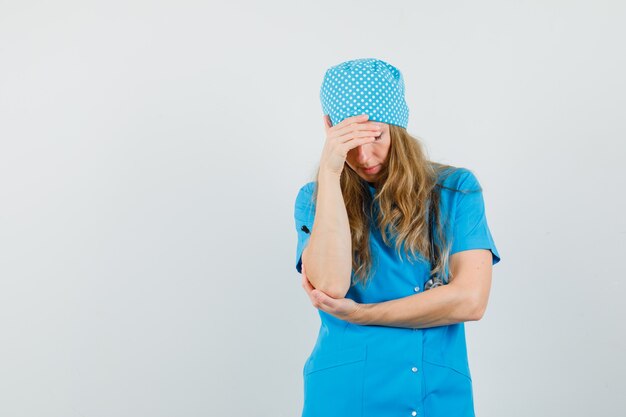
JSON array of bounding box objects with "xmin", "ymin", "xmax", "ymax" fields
[{"xmin": 293, "ymin": 58, "xmax": 501, "ymax": 417}]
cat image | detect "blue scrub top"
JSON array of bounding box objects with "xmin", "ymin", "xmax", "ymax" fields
[{"xmin": 293, "ymin": 167, "xmax": 501, "ymax": 417}]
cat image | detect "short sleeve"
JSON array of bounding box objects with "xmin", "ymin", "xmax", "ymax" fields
[
  {"xmin": 449, "ymin": 170, "xmax": 501, "ymax": 265},
  {"xmin": 294, "ymin": 182, "xmax": 317, "ymax": 274}
]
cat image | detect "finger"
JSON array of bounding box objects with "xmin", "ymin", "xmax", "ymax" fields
[
  {"xmin": 333, "ymin": 123, "xmax": 382, "ymax": 144},
  {"xmin": 325, "ymin": 114, "xmax": 369, "ymax": 134},
  {"xmin": 315, "ymin": 291, "xmax": 335, "ymax": 310},
  {"xmin": 336, "ymin": 130, "xmax": 381, "ymax": 148},
  {"xmin": 335, "ymin": 135, "xmax": 379, "ymax": 155},
  {"xmin": 323, "ymin": 114, "xmax": 332, "ymax": 132},
  {"xmin": 302, "ymin": 276, "xmax": 311, "ymax": 297},
  {"xmin": 334, "ymin": 114, "xmax": 369, "ymax": 128},
  {"xmin": 302, "ymin": 274, "xmax": 314, "ymax": 293}
]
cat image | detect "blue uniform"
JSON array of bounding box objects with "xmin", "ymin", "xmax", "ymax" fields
[{"xmin": 293, "ymin": 167, "xmax": 501, "ymax": 417}]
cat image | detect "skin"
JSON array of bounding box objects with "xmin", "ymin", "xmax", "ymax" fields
[
  {"xmin": 301, "ymin": 250, "xmax": 493, "ymax": 328},
  {"xmin": 340, "ymin": 116, "xmax": 390, "ymax": 183},
  {"xmin": 304, "ymin": 114, "xmax": 382, "ymax": 298},
  {"xmin": 301, "ymin": 115, "xmax": 493, "ymax": 327}
]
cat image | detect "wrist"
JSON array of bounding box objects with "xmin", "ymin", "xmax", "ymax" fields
[
  {"xmin": 355, "ymin": 303, "xmax": 376, "ymax": 325},
  {"xmin": 318, "ymin": 169, "xmax": 341, "ymax": 183}
]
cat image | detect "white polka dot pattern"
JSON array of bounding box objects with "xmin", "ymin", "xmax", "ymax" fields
[{"xmin": 320, "ymin": 58, "xmax": 409, "ymax": 129}]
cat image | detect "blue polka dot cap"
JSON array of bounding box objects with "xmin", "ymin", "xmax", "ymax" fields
[{"xmin": 320, "ymin": 58, "xmax": 409, "ymax": 129}]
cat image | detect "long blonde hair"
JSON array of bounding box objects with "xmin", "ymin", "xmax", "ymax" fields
[{"xmin": 311, "ymin": 124, "xmax": 464, "ymax": 288}]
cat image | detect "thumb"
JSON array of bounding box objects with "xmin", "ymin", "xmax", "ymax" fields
[{"xmin": 323, "ymin": 114, "xmax": 332, "ymax": 131}]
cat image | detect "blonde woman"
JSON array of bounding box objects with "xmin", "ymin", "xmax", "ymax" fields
[{"xmin": 293, "ymin": 58, "xmax": 501, "ymax": 417}]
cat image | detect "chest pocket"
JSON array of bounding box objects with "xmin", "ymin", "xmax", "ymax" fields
[{"xmin": 302, "ymin": 345, "xmax": 367, "ymax": 417}]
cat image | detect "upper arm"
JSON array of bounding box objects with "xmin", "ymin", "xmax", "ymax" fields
[
  {"xmin": 449, "ymin": 249, "xmax": 493, "ymax": 320},
  {"xmin": 447, "ymin": 170, "xmax": 501, "ymax": 318}
]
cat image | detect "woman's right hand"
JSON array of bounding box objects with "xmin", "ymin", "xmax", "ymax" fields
[{"xmin": 319, "ymin": 113, "xmax": 382, "ymax": 177}]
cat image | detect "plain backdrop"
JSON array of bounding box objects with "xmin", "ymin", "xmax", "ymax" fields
[{"xmin": 1, "ymin": 1, "xmax": 625, "ymax": 416}]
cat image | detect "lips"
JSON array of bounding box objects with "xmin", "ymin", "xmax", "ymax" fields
[{"xmin": 362, "ymin": 164, "xmax": 381, "ymax": 174}]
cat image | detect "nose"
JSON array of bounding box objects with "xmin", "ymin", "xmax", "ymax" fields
[{"xmin": 355, "ymin": 144, "xmax": 371, "ymax": 164}]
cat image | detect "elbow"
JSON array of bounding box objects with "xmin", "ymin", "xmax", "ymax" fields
[
  {"xmin": 468, "ymin": 308, "xmax": 485, "ymax": 322},
  {"xmin": 316, "ymin": 279, "xmax": 350, "ymax": 299},
  {"xmin": 301, "ymin": 252, "xmax": 352, "ymax": 299},
  {"xmin": 467, "ymin": 296, "xmax": 487, "ymax": 321},
  {"xmin": 452, "ymin": 285, "xmax": 486, "ymax": 322},
  {"xmin": 303, "ymin": 265, "xmax": 350, "ymax": 299}
]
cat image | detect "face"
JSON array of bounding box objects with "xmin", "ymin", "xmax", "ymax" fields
[{"xmin": 345, "ymin": 122, "xmax": 391, "ymax": 181}]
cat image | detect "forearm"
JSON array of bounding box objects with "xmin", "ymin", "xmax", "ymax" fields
[
  {"xmin": 302, "ymin": 171, "xmax": 352, "ymax": 298},
  {"xmin": 358, "ymin": 282, "xmax": 481, "ymax": 328}
]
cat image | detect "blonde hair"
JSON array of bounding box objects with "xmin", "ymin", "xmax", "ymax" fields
[{"xmin": 311, "ymin": 124, "xmax": 464, "ymax": 288}]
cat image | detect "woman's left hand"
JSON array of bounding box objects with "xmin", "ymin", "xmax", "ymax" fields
[{"xmin": 301, "ymin": 263, "xmax": 367, "ymax": 324}]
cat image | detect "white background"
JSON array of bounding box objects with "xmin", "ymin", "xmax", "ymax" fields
[{"xmin": 1, "ymin": 1, "xmax": 624, "ymax": 416}]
